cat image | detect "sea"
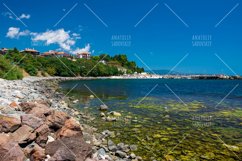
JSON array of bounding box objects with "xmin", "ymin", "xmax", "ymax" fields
[{"xmin": 60, "ymin": 79, "xmax": 242, "ymax": 161}]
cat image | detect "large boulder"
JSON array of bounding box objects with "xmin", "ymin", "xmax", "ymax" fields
[
  {"xmin": 48, "ymin": 147, "xmax": 76, "ymax": 161},
  {"xmin": 99, "ymin": 104, "xmax": 108, "ymax": 110},
  {"xmin": 23, "ymin": 142, "xmax": 46, "ymax": 161},
  {"xmin": 56, "ymin": 118, "xmax": 83, "ymax": 138},
  {"xmin": 30, "ymin": 147, "xmax": 46, "ymax": 161},
  {"xmin": 21, "ymin": 114, "xmax": 44, "ymax": 129},
  {"xmin": 35, "ymin": 100, "xmax": 51, "ymax": 107},
  {"xmin": 28, "ymin": 106, "xmax": 52, "ymax": 119},
  {"xmin": 64, "ymin": 118, "xmax": 82, "ymax": 131},
  {"xmin": 19, "ymin": 102, "xmax": 36, "ymax": 112},
  {"xmin": 46, "ymin": 136, "xmax": 92, "ymax": 161},
  {"xmin": 0, "ymin": 115, "xmax": 21, "ymax": 133},
  {"xmin": 0, "ymin": 141, "xmax": 26, "ymax": 161},
  {"xmin": 46, "ymin": 110, "xmax": 70, "ymax": 131},
  {"xmin": 0, "ymin": 133, "xmax": 10, "ymax": 145},
  {"xmin": 35, "ymin": 124, "xmax": 50, "ymax": 148},
  {"xmin": 10, "ymin": 125, "xmax": 35, "ymax": 145},
  {"xmin": 19, "ymin": 102, "xmax": 52, "ymax": 118}
]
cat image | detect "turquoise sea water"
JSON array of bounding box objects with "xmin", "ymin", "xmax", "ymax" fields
[{"xmin": 60, "ymin": 79, "xmax": 242, "ymax": 161}]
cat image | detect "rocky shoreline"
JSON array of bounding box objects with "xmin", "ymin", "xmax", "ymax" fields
[{"xmin": 0, "ymin": 77, "xmax": 142, "ymax": 161}]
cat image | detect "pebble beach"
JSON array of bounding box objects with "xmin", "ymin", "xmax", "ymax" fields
[{"xmin": 0, "ymin": 77, "xmax": 142, "ymax": 161}]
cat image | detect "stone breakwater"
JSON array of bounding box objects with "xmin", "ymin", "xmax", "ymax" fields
[{"xmin": 0, "ymin": 77, "xmax": 142, "ymax": 161}]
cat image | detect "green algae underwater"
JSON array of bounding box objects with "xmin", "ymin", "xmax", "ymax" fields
[{"xmin": 60, "ymin": 79, "xmax": 242, "ymax": 161}]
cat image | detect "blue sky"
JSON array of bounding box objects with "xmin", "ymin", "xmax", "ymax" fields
[{"xmin": 0, "ymin": 0, "xmax": 242, "ymax": 75}]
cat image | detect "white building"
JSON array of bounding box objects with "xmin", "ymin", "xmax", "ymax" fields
[{"xmin": 76, "ymin": 52, "xmax": 91, "ymax": 59}]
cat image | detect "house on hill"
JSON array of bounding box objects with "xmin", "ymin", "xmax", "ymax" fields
[
  {"xmin": 41, "ymin": 51, "xmax": 75, "ymax": 61},
  {"xmin": 63, "ymin": 53, "xmax": 73, "ymax": 59},
  {"xmin": 56, "ymin": 52, "xmax": 65, "ymax": 57},
  {"xmin": 76, "ymin": 52, "xmax": 91, "ymax": 59},
  {"xmin": 0, "ymin": 48, "xmax": 9, "ymax": 55},
  {"xmin": 21, "ymin": 48, "xmax": 40, "ymax": 55},
  {"xmin": 41, "ymin": 51, "xmax": 55, "ymax": 57},
  {"xmin": 41, "ymin": 51, "xmax": 65, "ymax": 57}
]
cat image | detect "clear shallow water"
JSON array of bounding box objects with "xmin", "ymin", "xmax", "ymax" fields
[{"xmin": 60, "ymin": 79, "xmax": 242, "ymax": 161}]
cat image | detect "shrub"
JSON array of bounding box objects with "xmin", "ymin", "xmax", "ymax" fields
[
  {"xmin": 0, "ymin": 55, "xmax": 23, "ymax": 80},
  {"xmin": 24, "ymin": 64, "xmax": 37, "ymax": 76},
  {"xmin": 46, "ymin": 67, "xmax": 56, "ymax": 76}
]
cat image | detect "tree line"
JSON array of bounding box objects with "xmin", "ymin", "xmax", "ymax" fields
[{"xmin": 0, "ymin": 48, "xmax": 144, "ymax": 80}]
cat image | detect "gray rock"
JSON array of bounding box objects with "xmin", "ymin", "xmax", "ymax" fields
[
  {"xmin": 102, "ymin": 130, "xmax": 115, "ymax": 138},
  {"xmin": 106, "ymin": 116, "xmax": 117, "ymax": 122},
  {"xmin": 116, "ymin": 150, "xmax": 127, "ymax": 158},
  {"xmin": 72, "ymin": 100, "xmax": 79, "ymax": 104},
  {"xmin": 29, "ymin": 93, "xmax": 39, "ymax": 99},
  {"xmin": 108, "ymin": 140, "xmax": 115, "ymax": 147},
  {"xmin": 136, "ymin": 156, "xmax": 143, "ymax": 160},
  {"xmin": 123, "ymin": 145, "xmax": 130, "ymax": 153},
  {"xmin": 15, "ymin": 93, "xmax": 25, "ymax": 99},
  {"xmin": 97, "ymin": 148, "xmax": 106, "ymax": 159},
  {"xmin": 100, "ymin": 112, "xmax": 105, "ymax": 117},
  {"xmin": 101, "ymin": 146, "xmax": 109, "ymax": 152},
  {"xmin": 100, "ymin": 104, "xmax": 108, "ymax": 110},
  {"xmin": 130, "ymin": 144, "xmax": 138, "ymax": 151},
  {"xmin": 130, "ymin": 153, "xmax": 136, "ymax": 159},
  {"xmin": 117, "ymin": 143, "xmax": 125, "ymax": 150},
  {"xmin": 108, "ymin": 145, "xmax": 117, "ymax": 152}
]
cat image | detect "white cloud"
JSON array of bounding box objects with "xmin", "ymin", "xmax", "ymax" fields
[
  {"xmin": 2, "ymin": 12, "xmax": 13, "ymax": 19},
  {"xmin": 72, "ymin": 44, "xmax": 91, "ymax": 54},
  {"xmin": 32, "ymin": 29, "xmax": 80, "ymax": 51},
  {"xmin": 19, "ymin": 13, "xmax": 31, "ymax": 19},
  {"xmin": 2, "ymin": 12, "xmax": 30, "ymax": 20},
  {"xmin": 6, "ymin": 27, "xmax": 30, "ymax": 39},
  {"xmin": 33, "ymin": 29, "xmax": 70, "ymax": 45},
  {"xmin": 72, "ymin": 33, "xmax": 81, "ymax": 39},
  {"xmin": 6, "ymin": 27, "xmax": 90, "ymax": 53}
]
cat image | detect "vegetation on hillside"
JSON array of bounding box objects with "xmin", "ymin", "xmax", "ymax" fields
[
  {"xmin": 0, "ymin": 55, "xmax": 23, "ymax": 80},
  {"xmin": 0, "ymin": 48, "xmax": 144, "ymax": 79}
]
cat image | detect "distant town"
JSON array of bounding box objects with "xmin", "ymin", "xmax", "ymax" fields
[{"xmin": 0, "ymin": 47, "xmax": 91, "ymax": 60}]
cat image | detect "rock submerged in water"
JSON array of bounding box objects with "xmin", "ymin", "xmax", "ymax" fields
[
  {"xmin": 100, "ymin": 112, "xmax": 105, "ymax": 117},
  {"xmin": 106, "ymin": 116, "xmax": 117, "ymax": 122},
  {"xmin": 200, "ymin": 152, "xmax": 215, "ymax": 160},
  {"xmin": 72, "ymin": 99, "xmax": 79, "ymax": 104},
  {"xmin": 223, "ymin": 144, "xmax": 240, "ymax": 152},
  {"xmin": 130, "ymin": 153, "xmax": 136, "ymax": 159},
  {"xmin": 102, "ymin": 130, "xmax": 115, "ymax": 138},
  {"xmin": 100, "ymin": 104, "xmax": 108, "ymax": 110},
  {"xmin": 130, "ymin": 144, "xmax": 138, "ymax": 151},
  {"xmin": 109, "ymin": 111, "xmax": 122, "ymax": 117}
]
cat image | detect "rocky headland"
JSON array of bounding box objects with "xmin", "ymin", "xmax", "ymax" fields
[{"xmin": 0, "ymin": 77, "xmax": 142, "ymax": 161}]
